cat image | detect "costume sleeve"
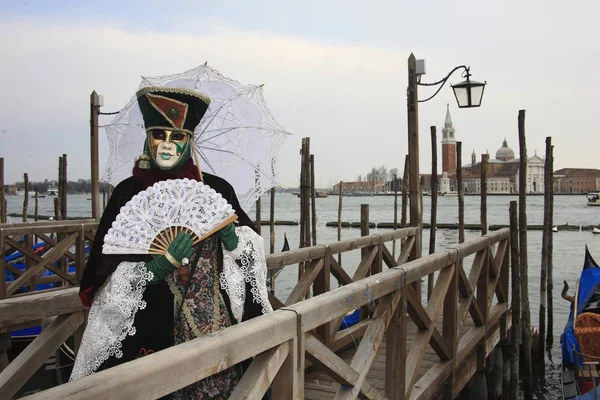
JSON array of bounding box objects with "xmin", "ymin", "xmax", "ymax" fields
[
  {"xmin": 79, "ymin": 179, "xmax": 149, "ymax": 307},
  {"xmin": 70, "ymin": 261, "xmax": 152, "ymax": 380},
  {"xmin": 220, "ymin": 226, "xmax": 273, "ymax": 323}
]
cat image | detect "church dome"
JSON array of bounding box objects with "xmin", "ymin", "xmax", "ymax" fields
[{"xmin": 496, "ymin": 139, "xmax": 515, "ymax": 161}]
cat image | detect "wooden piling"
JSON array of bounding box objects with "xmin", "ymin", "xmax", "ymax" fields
[
  {"xmin": 509, "ymin": 201, "xmax": 521, "ymax": 400},
  {"xmin": 428, "ymin": 126, "xmax": 438, "ymax": 299},
  {"xmin": 480, "ymin": 154, "xmax": 488, "ymax": 235},
  {"xmin": 299, "ymin": 138, "xmax": 311, "ymax": 280},
  {"xmin": 546, "ymin": 138, "xmax": 554, "ymax": 345},
  {"xmin": 518, "ymin": 109, "xmax": 533, "ymax": 400},
  {"xmin": 337, "ymin": 181, "xmax": 343, "ymax": 266},
  {"xmin": 269, "ymin": 187, "xmax": 276, "ymax": 294},
  {"xmin": 22, "ymin": 173, "xmax": 28, "ymax": 223},
  {"xmin": 457, "ymin": 142, "xmax": 465, "ymax": 244},
  {"xmin": 54, "ymin": 197, "xmax": 62, "ymax": 221},
  {"xmin": 538, "ymin": 139, "xmax": 552, "ymax": 365},
  {"xmin": 393, "ymin": 175, "xmax": 398, "ymax": 258},
  {"xmin": 60, "ymin": 154, "xmax": 67, "ymax": 219},
  {"xmin": 361, "ymin": 204, "xmax": 370, "ymax": 239},
  {"xmin": 0, "ymin": 158, "xmax": 5, "ymax": 224},
  {"xmin": 310, "ymin": 154, "xmax": 317, "ymax": 246},
  {"xmin": 34, "ymin": 191, "xmax": 39, "ymax": 222},
  {"xmin": 270, "ymin": 187, "xmax": 275, "ymax": 254},
  {"xmin": 255, "ymin": 196, "xmax": 261, "ymax": 235},
  {"xmin": 90, "ymin": 91, "xmax": 100, "ymax": 221},
  {"xmin": 401, "ymin": 155, "xmax": 409, "ymax": 229}
]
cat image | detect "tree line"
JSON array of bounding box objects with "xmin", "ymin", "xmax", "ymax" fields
[
  {"xmin": 356, "ymin": 166, "xmax": 400, "ymax": 183},
  {"xmin": 6, "ymin": 179, "xmax": 113, "ymax": 194}
]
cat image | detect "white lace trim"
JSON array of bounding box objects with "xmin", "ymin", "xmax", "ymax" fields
[
  {"xmin": 69, "ymin": 262, "xmax": 152, "ymax": 381},
  {"xmin": 220, "ymin": 226, "xmax": 273, "ymax": 323}
]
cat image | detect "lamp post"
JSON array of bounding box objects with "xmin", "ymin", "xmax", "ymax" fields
[{"xmin": 406, "ymin": 53, "xmax": 486, "ymax": 288}]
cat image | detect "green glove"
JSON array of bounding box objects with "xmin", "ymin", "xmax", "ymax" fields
[
  {"xmin": 219, "ymin": 223, "xmax": 239, "ymax": 252},
  {"xmin": 146, "ymin": 232, "xmax": 194, "ymax": 284}
]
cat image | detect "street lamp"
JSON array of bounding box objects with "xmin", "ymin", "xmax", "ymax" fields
[
  {"xmin": 417, "ymin": 63, "xmax": 487, "ymax": 108},
  {"xmin": 405, "ymin": 54, "xmax": 486, "ymax": 299}
]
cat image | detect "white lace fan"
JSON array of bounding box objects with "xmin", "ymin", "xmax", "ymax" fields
[{"xmin": 102, "ymin": 179, "xmax": 237, "ymax": 255}]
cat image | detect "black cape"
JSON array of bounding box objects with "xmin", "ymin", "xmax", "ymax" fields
[{"xmin": 79, "ymin": 173, "xmax": 263, "ymax": 368}]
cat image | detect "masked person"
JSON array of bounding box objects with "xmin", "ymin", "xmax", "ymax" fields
[{"xmin": 71, "ymin": 87, "xmax": 273, "ymax": 399}]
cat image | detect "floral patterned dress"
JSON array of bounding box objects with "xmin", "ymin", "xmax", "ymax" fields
[{"xmin": 166, "ymin": 235, "xmax": 242, "ymax": 399}]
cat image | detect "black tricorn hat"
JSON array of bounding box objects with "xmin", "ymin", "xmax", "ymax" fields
[{"xmin": 136, "ymin": 87, "xmax": 211, "ymax": 135}]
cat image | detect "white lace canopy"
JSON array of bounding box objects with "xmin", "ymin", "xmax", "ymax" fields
[{"xmin": 102, "ymin": 63, "xmax": 289, "ymax": 214}]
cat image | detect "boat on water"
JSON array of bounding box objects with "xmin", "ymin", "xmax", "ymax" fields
[
  {"xmin": 587, "ymin": 193, "xmax": 600, "ymax": 207},
  {"xmin": 561, "ymin": 247, "xmax": 600, "ymax": 399},
  {"xmin": 593, "ymin": 227, "xmax": 600, "ymax": 235}
]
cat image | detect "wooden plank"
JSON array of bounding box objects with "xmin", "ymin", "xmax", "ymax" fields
[
  {"xmin": 386, "ymin": 284, "xmax": 406, "ymax": 399},
  {"xmin": 271, "ymin": 339, "xmax": 298, "ymax": 400},
  {"xmin": 23, "ymin": 310, "xmax": 298, "ymax": 400},
  {"xmin": 329, "ymin": 255, "xmax": 354, "ymax": 286},
  {"xmin": 381, "ymin": 244, "xmax": 397, "ymax": 269},
  {"xmin": 353, "ymin": 246, "xmax": 379, "ymax": 281},
  {"xmin": 397, "ymin": 236, "xmax": 414, "ymax": 265},
  {"xmin": 457, "ymin": 266, "xmax": 485, "ymax": 327},
  {"xmin": 330, "ymin": 320, "xmax": 369, "ymax": 351},
  {"xmin": 0, "ymin": 288, "xmax": 83, "ymax": 328},
  {"xmin": 404, "ymin": 265, "xmax": 454, "ymax": 398},
  {"xmin": 7, "ymin": 233, "xmax": 78, "ymax": 295},
  {"xmin": 0, "ymin": 311, "xmax": 85, "ymax": 400},
  {"xmin": 230, "ymin": 342, "xmax": 289, "ymax": 400},
  {"xmin": 405, "ymin": 286, "xmax": 451, "ymax": 361},
  {"xmin": 285, "ymin": 258, "xmax": 324, "ymax": 305},
  {"xmin": 442, "ymin": 261, "xmax": 458, "ymax": 400},
  {"xmin": 305, "ymin": 333, "xmax": 384, "ymax": 400},
  {"xmin": 37, "ymin": 232, "xmax": 77, "ymax": 262},
  {"xmin": 334, "ymin": 290, "xmax": 401, "ymax": 400}
]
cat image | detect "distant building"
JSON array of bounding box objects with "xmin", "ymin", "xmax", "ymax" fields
[
  {"xmin": 439, "ymin": 106, "xmax": 545, "ymax": 194},
  {"xmin": 553, "ymin": 168, "xmax": 600, "ymax": 193},
  {"xmin": 332, "ymin": 181, "xmax": 385, "ymax": 194}
]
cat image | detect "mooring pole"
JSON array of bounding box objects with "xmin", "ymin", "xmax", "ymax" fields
[
  {"xmin": 509, "ymin": 200, "xmax": 521, "ymax": 399},
  {"xmin": 546, "ymin": 138, "xmax": 554, "ymax": 345},
  {"xmin": 90, "ymin": 91, "xmax": 100, "ymax": 221},
  {"xmin": 0, "ymin": 158, "xmax": 5, "ymax": 223},
  {"xmin": 310, "ymin": 154, "xmax": 317, "ymax": 246},
  {"xmin": 407, "ymin": 54, "xmax": 422, "ymax": 299},
  {"xmin": 480, "ymin": 153, "xmax": 488, "ymax": 235},
  {"xmin": 457, "ymin": 142, "xmax": 465, "ymax": 244},
  {"xmin": 337, "ymin": 181, "xmax": 343, "ymax": 266},
  {"xmin": 428, "ymin": 126, "xmax": 438, "ymax": 299},
  {"xmin": 518, "ymin": 110, "xmax": 533, "ymax": 400}
]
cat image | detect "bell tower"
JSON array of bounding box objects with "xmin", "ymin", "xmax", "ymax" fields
[{"xmin": 441, "ymin": 104, "xmax": 457, "ymax": 173}]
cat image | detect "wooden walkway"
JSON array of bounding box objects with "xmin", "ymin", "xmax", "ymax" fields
[
  {"xmin": 0, "ymin": 222, "xmax": 512, "ymax": 400},
  {"xmin": 304, "ymin": 316, "xmax": 511, "ymax": 400}
]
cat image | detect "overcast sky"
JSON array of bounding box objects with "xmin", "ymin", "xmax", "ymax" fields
[{"xmin": 1, "ymin": 1, "xmax": 599, "ymax": 188}]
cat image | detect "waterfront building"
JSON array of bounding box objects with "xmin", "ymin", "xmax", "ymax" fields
[{"xmin": 553, "ymin": 168, "xmax": 600, "ymax": 193}]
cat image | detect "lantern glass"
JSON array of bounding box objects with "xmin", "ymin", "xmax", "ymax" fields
[{"xmin": 452, "ymin": 79, "xmax": 486, "ymax": 108}]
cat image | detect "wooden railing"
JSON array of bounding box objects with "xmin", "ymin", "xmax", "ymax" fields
[
  {"xmin": 1, "ymin": 226, "xmax": 511, "ymax": 400},
  {"xmin": 0, "ymin": 220, "xmax": 97, "ymax": 299}
]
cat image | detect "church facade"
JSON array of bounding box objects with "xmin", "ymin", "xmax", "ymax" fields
[{"xmin": 437, "ymin": 106, "xmax": 545, "ymax": 194}]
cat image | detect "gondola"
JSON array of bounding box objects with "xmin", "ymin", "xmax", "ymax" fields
[{"xmin": 561, "ymin": 247, "xmax": 600, "ymax": 399}]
